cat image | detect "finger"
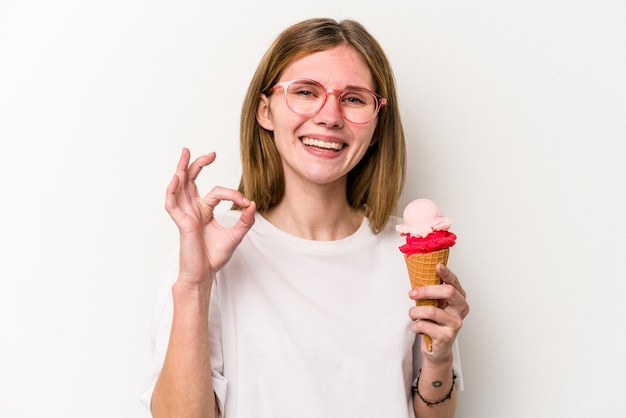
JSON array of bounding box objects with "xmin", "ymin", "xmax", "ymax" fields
[
  {"xmin": 175, "ymin": 148, "xmax": 192, "ymax": 176},
  {"xmin": 437, "ymin": 264, "xmax": 466, "ymax": 298},
  {"xmin": 409, "ymin": 282, "xmax": 456, "ymax": 302},
  {"xmin": 165, "ymin": 174, "xmax": 181, "ymax": 212},
  {"xmin": 201, "ymin": 186, "xmax": 251, "ymax": 210},
  {"xmin": 200, "ymin": 186, "xmax": 256, "ymax": 238},
  {"xmin": 186, "ymin": 152, "xmax": 217, "ymax": 184},
  {"xmin": 411, "ymin": 316, "xmax": 458, "ymax": 349},
  {"xmin": 409, "ymin": 304, "xmax": 463, "ymax": 332},
  {"xmin": 168, "ymin": 148, "xmax": 192, "ymax": 199},
  {"xmin": 232, "ymin": 200, "xmax": 256, "ymax": 237},
  {"xmin": 165, "ymin": 149, "xmax": 212, "ymax": 214},
  {"xmin": 409, "ymin": 283, "xmax": 469, "ymax": 319}
]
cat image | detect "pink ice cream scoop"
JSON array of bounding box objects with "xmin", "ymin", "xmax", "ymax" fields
[{"xmin": 396, "ymin": 198, "xmax": 452, "ymax": 238}]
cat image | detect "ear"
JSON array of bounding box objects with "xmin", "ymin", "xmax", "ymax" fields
[{"xmin": 256, "ymin": 94, "xmax": 274, "ymax": 131}]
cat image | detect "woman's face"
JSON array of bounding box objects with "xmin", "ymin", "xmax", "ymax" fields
[{"xmin": 257, "ymin": 45, "xmax": 379, "ymax": 191}]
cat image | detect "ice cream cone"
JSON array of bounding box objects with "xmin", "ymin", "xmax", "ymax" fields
[{"xmin": 404, "ymin": 248, "xmax": 449, "ymax": 351}]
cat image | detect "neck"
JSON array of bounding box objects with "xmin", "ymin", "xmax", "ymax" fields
[{"xmin": 262, "ymin": 186, "xmax": 364, "ymax": 241}]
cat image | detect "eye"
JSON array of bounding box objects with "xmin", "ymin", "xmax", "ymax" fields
[
  {"xmin": 295, "ymin": 88, "xmax": 315, "ymax": 97},
  {"xmin": 344, "ymin": 95, "xmax": 365, "ymax": 105},
  {"xmin": 342, "ymin": 90, "xmax": 371, "ymax": 107},
  {"xmin": 288, "ymin": 82, "xmax": 323, "ymax": 99}
]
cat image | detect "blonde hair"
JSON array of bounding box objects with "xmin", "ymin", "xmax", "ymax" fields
[{"xmin": 235, "ymin": 18, "xmax": 406, "ymax": 234}]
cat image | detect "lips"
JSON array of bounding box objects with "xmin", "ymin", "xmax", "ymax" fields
[{"xmin": 301, "ymin": 136, "xmax": 344, "ymax": 151}]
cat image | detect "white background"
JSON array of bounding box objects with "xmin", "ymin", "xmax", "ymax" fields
[{"xmin": 1, "ymin": 1, "xmax": 625, "ymax": 417}]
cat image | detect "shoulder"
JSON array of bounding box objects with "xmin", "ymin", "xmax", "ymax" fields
[{"xmin": 370, "ymin": 215, "xmax": 404, "ymax": 245}]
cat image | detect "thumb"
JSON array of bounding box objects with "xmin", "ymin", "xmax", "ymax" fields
[{"xmin": 231, "ymin": 200, "xmax": 256, "ymax": 240}]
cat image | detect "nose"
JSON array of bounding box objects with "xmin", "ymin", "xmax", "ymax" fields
[{"xmin": 313, "ymin": 90, "xmax": 344, "ymax": 127}]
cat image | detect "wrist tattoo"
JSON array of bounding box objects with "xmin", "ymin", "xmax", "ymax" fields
[{"xmin": 412, "ymin": 369, "xmax": 457, "ymax": 407}]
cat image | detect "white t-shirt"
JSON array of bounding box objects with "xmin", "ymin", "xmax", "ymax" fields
[{"xmin": 140, "ymin": 211, "xmax": 463, "ymax": 417}]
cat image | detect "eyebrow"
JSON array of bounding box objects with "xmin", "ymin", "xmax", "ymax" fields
[{"xmin": 322, "ymin": 80, "xmax": 377, "ymax": 92}]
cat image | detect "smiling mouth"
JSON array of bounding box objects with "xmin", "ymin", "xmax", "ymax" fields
[{"xmin": 302, "ymin": 137, "xmax": 345, "ymax": 151}]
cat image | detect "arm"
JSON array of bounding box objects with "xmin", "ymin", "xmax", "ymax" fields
[
  {"xmin": 152, "ymin": 280, "xmax": 217, "ymax": 417},
  {"xmin": 409, "ymin": 264, "xmax": 469, "ymax": 418},
  {"xmin": 411, "ymin": 357, "xmax": 458, "ymax": 418},
  {"xmin": 151, "ymin": 148, "xmax": 255, "ymax": 417}
]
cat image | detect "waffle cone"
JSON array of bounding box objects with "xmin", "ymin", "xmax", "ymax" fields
[{"xmin": 404, "ymin": 248, "xmax": 450, "ymax": 351}]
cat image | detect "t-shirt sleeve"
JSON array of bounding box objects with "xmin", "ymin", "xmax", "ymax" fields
[
  {"xmin": 139, "ymin": 246, "xmax": 178, "ymax": 410},
  {"xmin": 209, "ymin": 278, "xmax": 228, "ymax": 413}
]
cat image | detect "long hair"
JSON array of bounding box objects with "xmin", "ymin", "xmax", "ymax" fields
[{"xmin": 235, "ymin": 18, "xmax": 406, "ymax": 234}]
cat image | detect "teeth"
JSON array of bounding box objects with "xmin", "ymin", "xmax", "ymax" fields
[{"xmin": 302, "ymin": 137, "xmax": 344, "ymax": 151}]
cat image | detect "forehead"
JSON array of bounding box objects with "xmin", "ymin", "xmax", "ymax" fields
[{"xmin": 280, "ymin": 46, "xmax": 375, "ymax": 89}]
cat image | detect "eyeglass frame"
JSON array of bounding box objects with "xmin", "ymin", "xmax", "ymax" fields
[{"xmin": 269, "ymin": 78, "xmax": 388, "ymax": 125}]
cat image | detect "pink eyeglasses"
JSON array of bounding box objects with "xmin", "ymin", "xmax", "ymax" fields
[{"xmin": 270, "ymin": 79, "xmax": 387, "ymax": 124}]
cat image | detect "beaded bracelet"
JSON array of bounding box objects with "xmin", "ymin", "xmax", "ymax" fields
[{"xmin": 412, "ymin": 368, "xmax": 457, "ymax": 407}]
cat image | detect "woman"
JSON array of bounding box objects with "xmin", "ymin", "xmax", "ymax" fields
[{"xmin": 142, "ymin": 18, "xmax": 469, "ymax": 418}]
